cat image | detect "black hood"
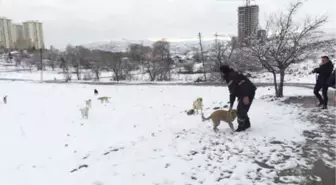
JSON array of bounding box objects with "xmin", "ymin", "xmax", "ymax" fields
[{"xmin": 220, "ymin": 65, "xmax": 234, "ymax": 74}]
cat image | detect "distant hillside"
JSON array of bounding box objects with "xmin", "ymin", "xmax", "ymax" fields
[{"xmin": 82, "ymin": 38, "xmax": 229, "ymax": 54}]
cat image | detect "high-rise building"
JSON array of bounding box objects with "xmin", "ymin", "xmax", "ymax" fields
[
  {"xmin": 12, "ymin": 24, "xmax": 27, "ymax": 49},
  {"xmin": 0, "ymin": 17, "xmax": 14, "ymax": 49},
  {"xmin": 23, "ymin": 21, "xmax": 45, "ymax": 49},
  {"xmin": 238, "ymin": 5, "xmax": 259, "ymax": 45}
]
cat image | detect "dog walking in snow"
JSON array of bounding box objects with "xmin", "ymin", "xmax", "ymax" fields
[
  {"xmin": 85, "ymin": 99, "xmax": 92, "ymax": 108},
  {"xmin": 202, "ymin": 109, "xmax": 238, "ymax": 132},
  {"xmin": 80, "ymin": 106, "xmax": 89, "ymax": 119},
  {"xmin": 97, "ymin": 96, "xmax": 111, "ymax": 103}
]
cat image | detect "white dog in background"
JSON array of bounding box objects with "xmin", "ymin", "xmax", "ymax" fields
[
  {"xmin": 193, "ymin": 97, "xmax": 203, "ymax": 114},
  {"xmin": 85, "ymin": 99, "xmax": 92, "ymax": 109},
  {"xmin": 80, "ymin": 106, "xmax": 89, "ymax": 119}
]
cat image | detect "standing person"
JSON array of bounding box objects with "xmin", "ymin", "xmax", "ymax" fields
[
  {"xmin": 312, "ymin": 56, "xmax": 334, "ymax": 109},
  {"xmin": 220, "ymin": 65, "xmax": 257, "ymax": 132},
  {"xmin": 327, "ymin": 69, "xmax": 336, "ymax": 106}
]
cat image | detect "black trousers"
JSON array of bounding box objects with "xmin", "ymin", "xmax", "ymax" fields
[
  {"xmin": 237, "ymin": 92, "xmax": 255, "ymax": 129},
  {"xmin": 314, "ymin": 83, "xmax": 329, "ymax": 106}
]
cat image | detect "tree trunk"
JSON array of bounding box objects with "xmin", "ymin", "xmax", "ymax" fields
[
  {"xmin": 272, "ymin": 71, "xmax": 279, "ymax": 97},
  {"xmin": 76, "ymin": 67, "xmax": 81, "ymax": 80},
  {"xmin": 114, "ymin": 69, "xmax": 119, "ymax": 82},
  {"xmin": 277, "ymin": 68, "xmax": 285, "ymax": 97},
  {"xmin": 95, "ymin": 70, "xmax": 100, "ymax": 80},
  {"xmin": 150, "ymin": 72, "xmax": 155, "ymax": 81},
  {"xmin": 198, "ymin": 32, "xmax": 207, "ymax": 81}
]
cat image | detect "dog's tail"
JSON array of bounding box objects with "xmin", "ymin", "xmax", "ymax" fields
[{"xmin": 201, "ymin": 113, "xmax": 211, "ymax": 122}]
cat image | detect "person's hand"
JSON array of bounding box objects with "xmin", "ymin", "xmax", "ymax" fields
[
  {"xmin": 243, "ymin": 96, "xmax": 250, "ymax": 105},
  {"xmin": 228, "ymin": 106, "xmax": 233, "ymax": 112}
]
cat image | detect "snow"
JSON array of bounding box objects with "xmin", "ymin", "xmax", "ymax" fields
[
  {"xmin": 251, "ymin": 59, "xmax": 322, "ymax": 84},
  {"xmin": 0, "ymin": 81, "xmax": 317, "ymax": 185}
]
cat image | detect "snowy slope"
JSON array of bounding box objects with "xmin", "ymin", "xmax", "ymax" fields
[
  {"xmin": 0, "ymin": 81, "xmax": 320, "ymax": 185},
  {"xmin": 251, "ymin": 59, "xmax": 319, "ymax": 84}
]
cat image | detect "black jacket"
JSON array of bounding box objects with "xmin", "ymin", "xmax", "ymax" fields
[
  {"xmin": 224, "ymin": 71, "xmax": 257, "ymax": 108},
  {"xmin": 327, "ymin": 69, "xmax": 335, "ymax": 88},
  {"xmin": 312, "ymin": 61, "xmax": 334, "ymax": 84}
]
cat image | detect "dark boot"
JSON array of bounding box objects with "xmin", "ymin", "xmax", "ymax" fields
[
  {"xmin": 245, "ymin": 119, "xmax": 251, "ymax": 129},
  {"xmin": 236, "ymin": 117, "xmax": 246, "ymax": 132},
  {"xmin": 316, "ymin": 102, "xmax": 323, "ymax": 107},
  {"xmin": 235, "ymin": 127, "xmax": 246, "ymax": 132},
  {"xmin": 322, "ymin": 105, "xmax": 328, "ymax": 109}
]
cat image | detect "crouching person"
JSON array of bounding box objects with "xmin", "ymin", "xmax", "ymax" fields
[{"xmin": 220, "ymin": 65, "xmax": 257, "ymax": 132}]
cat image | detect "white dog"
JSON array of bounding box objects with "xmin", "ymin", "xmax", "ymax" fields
[
  {"xmin": 192, "ymin": 97, "xmax": 203, "ymax": 114},
  {"xmin": 85, "ymin": 99, "xmax": 92, "ymax": 109},
  {"xmin": 80, "ymin": 107, "xmax": 89, "ymax": 119}
]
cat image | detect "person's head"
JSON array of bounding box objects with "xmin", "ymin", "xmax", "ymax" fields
[
  {"xmin": 321, "ymin": 56, "xmax": 330, "ymax": 64},
  {"xmin": 219, "ymin": 65, "xmax": 234, "ymax": 74},
  {"xmin": 219, "ymin": 65, "xmax": 234, "ymax": 82}
]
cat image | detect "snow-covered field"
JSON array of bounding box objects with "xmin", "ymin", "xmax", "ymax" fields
[{"xmin": 0, "ymin": 81, "xmax": 320, "ymax": 185}]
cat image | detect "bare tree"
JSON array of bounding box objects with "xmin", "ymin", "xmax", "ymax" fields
[
  {"xmin": 65, "ymin": 45, "xmax": 91, "ymax": 80},
  {"xmin": 142, "ymin": 40, "xmax": 172, "ymax": 81},
  {"xmin": 90, "ymin": 49, "xmax": 105, "ymax": 80},
  {"xmin": 143, "ymin": 53, "xmax": 159, "ymax": 81},
  {"xmin": 59, "ymin": 53, "xmax": 72, "ymax": 82},
  {"xmin": 128, "ymin": 43, "xmax": 151, "ymax": 64},
  {"xmin": 64, "ymin": 45, "xmax": 79, "ymax": 79},
  {"xmin": 209, "ymin": 37, "xmax": 237, "ymax": 71},
  {"xmin": 245, "ymin": 1, "xmax": 327, "ymax": 97},
  {"xmin": 46, "ymin": 49, "xmax": 59, "ymax": 71},
  {"xmin": 198, "ymin": 32, "xmax": 207, "ymax": 80},
  {"xmin": 152, "ymin": 40, "xmax": 173, "ymax": 81},
  {"xmin": 109, "ymin": 52, "xmax": 131, "ymax": 82}
]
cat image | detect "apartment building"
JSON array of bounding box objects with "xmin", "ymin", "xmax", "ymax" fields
[
  {"xmin": 23, "ymin": 21, "xmax": 45, "ymax": 49},
  {"xmin": 0, "ymin": 17, "xmax": 14, "ymax": 49},
  {"xmin": 12, "ymin": 23, "xmax": 28, "ymax": 49},
  {"xmin": 238, "ymin": 5, "xmax": 259, "ymax": 45}
]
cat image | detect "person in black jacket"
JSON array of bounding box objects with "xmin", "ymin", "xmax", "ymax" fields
[
  {"xmin": 327, "ymin": 69, "xmax": 336, "ymax": 105},
  {"xmin": 312, "ymin": 56, "xmax": 334, "ymax": 109},
  {"xmin": 220, "ymin": 65, "xmax": 257, "ymax": 132}
]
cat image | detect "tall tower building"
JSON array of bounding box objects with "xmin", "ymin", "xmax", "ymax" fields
[
  {"xmin": 23, "ymin": 21, "xmax": 45, "ymax": 49},
  {"xmin": 12, "ymin": 24, "xmax": 27, "ymax": 49},
  {"xmin": 0, "ymin": 17, "xmax": 14, "ymax": 49},
  {"xmin": 238, "ymin": 5, "xmax": 259, "ymax": 45}
]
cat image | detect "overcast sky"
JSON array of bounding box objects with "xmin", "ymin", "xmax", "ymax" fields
[{"xmin": 1, "ymin": 0, "xmax": 335, "ymax": 49}]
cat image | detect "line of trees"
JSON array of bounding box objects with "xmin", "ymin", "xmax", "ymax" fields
[{"xmin": 6, "ymin": 39, "xmax": 175, "ymax": 82}]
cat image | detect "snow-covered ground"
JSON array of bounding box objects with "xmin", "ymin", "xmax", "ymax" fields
[
  {"xmin": 0, "ymin": 81, "xmax": 321, "ymax": 185},
  {"xmin": 251, "ymin": 59, "xmax": 321, "ymax": 84}
]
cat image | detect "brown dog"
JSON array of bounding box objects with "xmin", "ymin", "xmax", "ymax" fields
[{"xmin": 202, "ymin": 109, "xmax": 237, "ymax": 132}]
